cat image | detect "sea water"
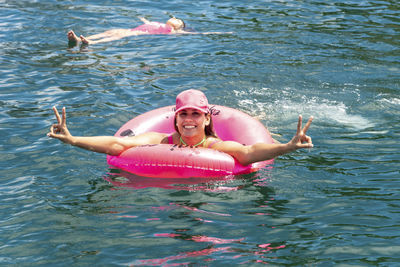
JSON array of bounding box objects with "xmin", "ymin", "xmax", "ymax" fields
[{"xmin": 1, "ymin": 0, "xmax": 399, "ymax": 265}]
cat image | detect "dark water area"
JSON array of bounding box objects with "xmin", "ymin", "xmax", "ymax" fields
[{"xmin": 1, "ymin": 0, "xmax": 399, "ymax": 266}]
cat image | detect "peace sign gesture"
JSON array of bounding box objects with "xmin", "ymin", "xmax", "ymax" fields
[
  {"xmin": 288, "ymin": 115, "xmax": 314, "ymax": 150},
  {"xmin": 47, "ymin": 106, "xmax": 72, "ymax": 143}
]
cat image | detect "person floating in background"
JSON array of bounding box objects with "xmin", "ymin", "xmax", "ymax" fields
[
  {"xmin": 48, "ymin": 89, "xmax": 314, "ymax": 166},
  {"xmin": 67, "ymin": 17, "xmax": 230, "ymax": 46}
]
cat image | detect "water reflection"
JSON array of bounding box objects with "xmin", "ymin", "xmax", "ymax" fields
[
  {"xmin": 130, "ymin": 232, "xmax": 286, "ymax": 266},
  {"xmin": 104, "ymin": 169, "xmax": 240, "ymax": 191}
]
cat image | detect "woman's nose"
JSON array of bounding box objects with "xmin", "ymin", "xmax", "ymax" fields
[{"xmin": 184, "ymin": 114, "xmax": 194, "ymax": 120}]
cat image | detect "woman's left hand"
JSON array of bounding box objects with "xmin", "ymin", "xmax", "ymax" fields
[{"xmin": 288, "ymin": 115, "xmax": 313, "ymax": 150}]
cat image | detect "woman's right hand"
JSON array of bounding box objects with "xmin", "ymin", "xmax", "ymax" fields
[{"xmin": 47, "ymin": 106, "xmax": 72, "ymax": 143}]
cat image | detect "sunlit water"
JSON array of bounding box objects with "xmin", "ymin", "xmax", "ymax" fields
[{"xmin": 1, "ymin": 0, "xmax": 399, "ymax": 266}]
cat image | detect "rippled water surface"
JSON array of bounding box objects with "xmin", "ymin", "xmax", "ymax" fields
[{"xmin": 1, "ymin": 0, "xmax": 399, "ymax": 266}]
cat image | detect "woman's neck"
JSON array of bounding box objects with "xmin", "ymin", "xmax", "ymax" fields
[{"xmin": 179, "ymin": 134, "xmax": 206, "ymax": 147}]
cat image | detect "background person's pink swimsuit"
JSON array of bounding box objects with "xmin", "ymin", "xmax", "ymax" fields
[{"xmin": 131, "ymin": 22, "xmax": 173, "ymax": 34}]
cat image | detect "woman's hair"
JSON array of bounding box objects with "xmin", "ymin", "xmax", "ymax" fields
[
  {"xmin": 179, "ymin": 19, "xmax": 186, "ymax": 29},
  {"xmin": 170, "ymin": 16, "xmax": 185, "ymax": 30},
  {"xmin": 174, "ymin": 113, "xmax": 218, "ymax": 138},
  {"xmin": 175, "ymin": 18, "xmax": 185, "ymax": 30}
]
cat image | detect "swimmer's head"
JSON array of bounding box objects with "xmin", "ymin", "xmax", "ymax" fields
[{"xmin": 167, "ymin": 17, "xmax": 185, "ymax": 30}]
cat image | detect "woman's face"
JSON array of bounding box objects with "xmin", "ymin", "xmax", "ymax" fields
[
  {"xmin": 176, "ymin": 108, "xmax": 210, "ymax": 138},
  {"xmin": 167, "ymin": 17, "xmax": 184, "ymax": 30}
]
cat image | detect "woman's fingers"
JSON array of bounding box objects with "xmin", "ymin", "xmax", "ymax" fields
[
  {"xmin": 48, "ymin": 124, "xmax": 59, "ymax": 137},
  {"xmin": 47, "ymin": 125, "xmax": 54, "ymax": 137},
  {"xmin": 293, "ymin": 115, "xmax": 314, "ymax": 148},
  {"xmin": 53, "ymin": 106, "xmax": 61, "ymax": 124},
  {"xmin": 49, "ymin": 106, "xmax": 65, "ymax": 137},
  {"xmin": 297, "ymin": 115, "xmax": 303, "ymax": 135},
  {"xmin": 61, "ymin": 107, "xmax": 67, "ymax": 126},
  {"xmin": 52, "ymin": 106, "xmax": 67, "ymax": 126},
  {"xmin": 304, "ymin": 135, "xmax": 313, "ymax": 147},
  {"xmin": 302, "ymin": 116, "xmax": 313, "ymax": 134},
  {"xmin": 48, "ymin": 106, "xmax": 70, "ymax": 141}
]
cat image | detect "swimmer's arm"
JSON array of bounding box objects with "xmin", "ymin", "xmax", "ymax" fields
[
  {"xmin": 212, "ymin": 141, "xmax": 294, "ymax": 166},
  {"xmin": 61, "ymin": 132, "xmax": 167, "ymax": 156},
  {"xmin": 139, "ymin": 17, "xmax": 151, "ymax": 24},
  {"xmin": 212, "ymin": 115, "xmax": 313, "ymax": 165},
  {"xmin": 47, "ymin": 106, "xmax": 167, "ymax": 155},
  {"xmin": 179, "ymin": 31, "xmax": 234, "ymax": 35}
]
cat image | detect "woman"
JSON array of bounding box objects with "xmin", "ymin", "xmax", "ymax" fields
[
  {"xmin": 68, "ymin": 17, "xmax": 229, "ymax": 45},
  {"xmin": 47, "ymin": 89, "xmax": 313, "ymax": 166}
]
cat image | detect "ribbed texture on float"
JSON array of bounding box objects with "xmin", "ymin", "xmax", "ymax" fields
[{"xmin": 107, "ymin": 145, "xmax": 235, "ymax": 178}]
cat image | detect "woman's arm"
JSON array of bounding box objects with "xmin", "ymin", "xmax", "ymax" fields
[
  {"xmin": 212, "ymin": 115, "xmax": 313, "ymax": 165},
  {"xmin": 47, "ymin": 107, "xmax": 166, "ymax": 155},
  {"xmin": 178, "ymin": 31, "xmax": 234, "ymax": 35},
  {"xmin": 139, "ymin": 17, "xmax": 151, "ymax": 24}
]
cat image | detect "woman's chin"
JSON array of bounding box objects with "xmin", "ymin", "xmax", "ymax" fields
[{"xmin": 181, "ymin": 129, "xmax": 199, "ymax": 137}]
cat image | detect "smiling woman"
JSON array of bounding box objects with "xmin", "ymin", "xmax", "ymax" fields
[
  {"xmin": 106, "ymin": 104, "xmax": 274, "ymax": 178},
  {"xmin": 48, "ymin": 89, "xmax": 314, "ymax": 172}
]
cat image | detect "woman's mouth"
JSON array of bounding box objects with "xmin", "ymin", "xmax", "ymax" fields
[{"xmin": 183, "ymin": 125, "xmax": 196, "ymax": 129}]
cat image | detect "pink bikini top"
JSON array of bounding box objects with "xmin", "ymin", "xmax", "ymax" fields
[
  {"xmin": 131, "ymin": 22, "xmax": 173, "ymax": 34},
  {"xmin": 168, "ymin": 134, "xmax": 222, "ymax": 148}
]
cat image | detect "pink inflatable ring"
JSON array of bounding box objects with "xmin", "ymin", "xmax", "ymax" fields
[{"xmin": 107, "ymin": 105, "xmax": 274, "ymax": 178}]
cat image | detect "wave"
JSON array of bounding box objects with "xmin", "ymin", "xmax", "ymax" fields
[{"xmin": 234, "ymin": 87, "xmax": 375, "ymax": 130}]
